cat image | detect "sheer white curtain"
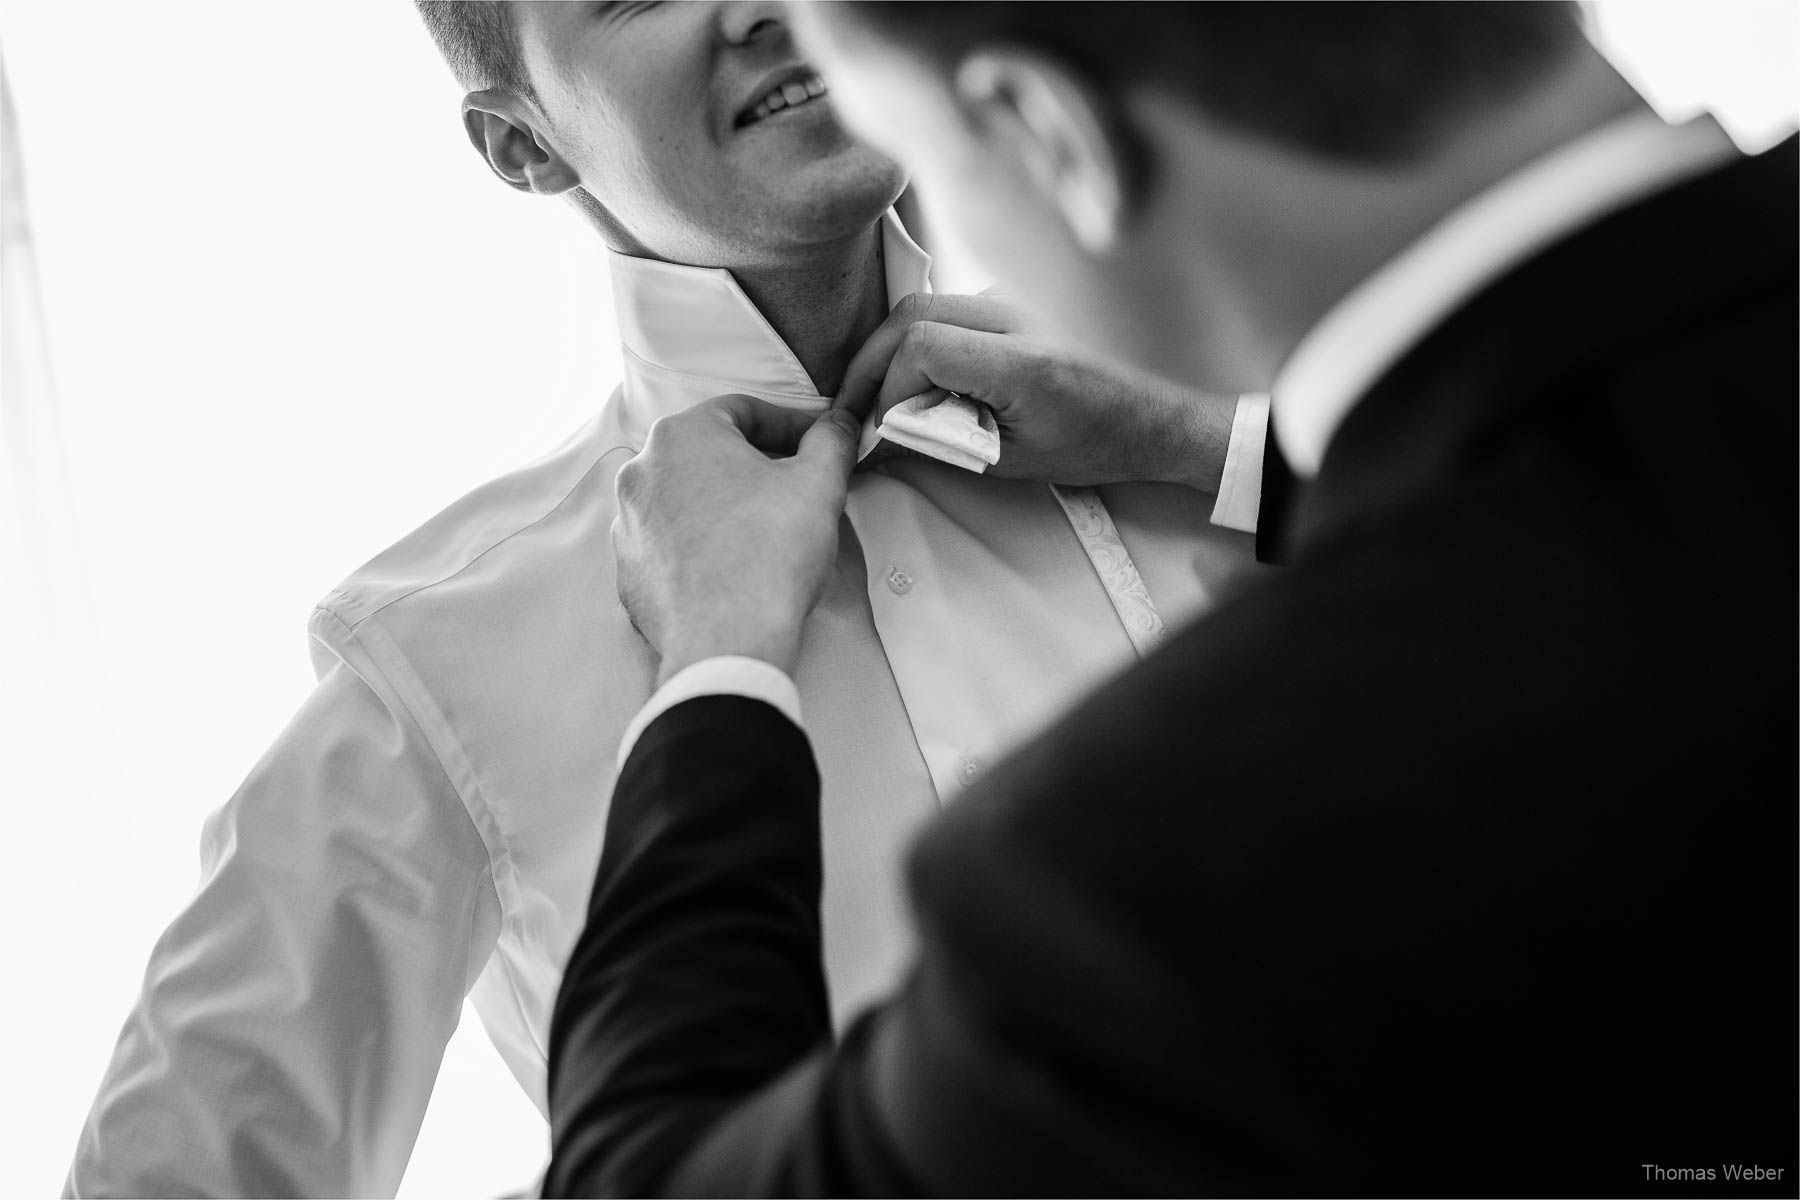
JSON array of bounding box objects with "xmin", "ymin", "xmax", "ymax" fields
[
  {"xmin": 1, "ymin": 4, "xmax": 616, "ymax": 1193},
  {"xmin": 2, "ymin": 44, "xmax": 139, "ymax": 1192},
  {"xmin": 0, "ymin": 2, "xmax": 1793, "ymax": 1197}
]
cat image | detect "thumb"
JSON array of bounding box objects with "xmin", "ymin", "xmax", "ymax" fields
[{"xmin": 796, "ymin": 407, "xmax": 860, "ymax": 482}]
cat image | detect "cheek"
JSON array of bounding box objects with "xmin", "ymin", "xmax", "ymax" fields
[
  {"xmin": 544, "ymin": 70, "xmax": 637, "ymax": 183},
  {"xmin": 621, "ymin": 79, "xmax": 709, "ymax": 169},
  {"xmin": 563, "ymin": 81, "xmax": 716, "ymax": 230}
]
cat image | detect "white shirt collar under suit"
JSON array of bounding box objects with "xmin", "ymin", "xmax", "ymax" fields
[{"xmin": 1273, "ymin": 112, "xmax": 1742, "ymax": 477}]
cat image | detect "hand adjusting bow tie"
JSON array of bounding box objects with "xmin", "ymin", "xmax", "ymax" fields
[{"xmin": 855, "ymin": 388, "xmax": 1002, "ymax": 473}]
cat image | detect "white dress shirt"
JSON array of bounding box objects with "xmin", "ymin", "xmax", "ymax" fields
[{"xmin": 67, "ymin": 210, "xmax": 1264, "ymax": 1198}]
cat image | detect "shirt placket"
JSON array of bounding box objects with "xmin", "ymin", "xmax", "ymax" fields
[{"xmin": 844, "ymin": 469, "xmax": 1165, "ymax": 804}]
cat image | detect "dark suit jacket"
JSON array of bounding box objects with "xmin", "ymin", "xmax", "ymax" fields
[{"xmin": 543, "ymin": 138, "xmax": 1798, "ymax": 1197}]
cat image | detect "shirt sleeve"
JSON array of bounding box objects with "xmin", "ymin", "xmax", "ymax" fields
[
  {"xmin": 65, "ymin": 654, "xmax": 501, "ymax": 1199},
  {"xmin": 1210, "ymin": 394, "xmax": 1269, "ymax": 534},
  {"xmin": 617, "ymin": 656, "xmax": 802, "ymax": 766}
]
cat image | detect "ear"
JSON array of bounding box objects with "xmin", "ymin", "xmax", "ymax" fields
[
  {"xmin": 953, "ymin": 49, "xmax": 1126, "ymax": 255},
  {"xmin": 460, "ymin": 89, "xmax": 582, "ymax": 196}
]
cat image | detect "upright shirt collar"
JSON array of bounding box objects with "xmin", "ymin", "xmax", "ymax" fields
[
  {"xmin": 608, "ymin": 209, "xmax": 932, "ymax": 441},
  {"xmin": 1272, "ymin": 112, "xmax": 1741, "ymax": 477}
]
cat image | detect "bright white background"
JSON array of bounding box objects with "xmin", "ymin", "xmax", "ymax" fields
[{"xmin": 0, "ymin": 2, "xmax": 1793, "ymax": 1196}]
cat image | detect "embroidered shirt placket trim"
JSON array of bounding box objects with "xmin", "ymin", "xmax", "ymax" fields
[{"xmin": 1048, "ymin": 484, "xmax": 1167, "ymax": 659}]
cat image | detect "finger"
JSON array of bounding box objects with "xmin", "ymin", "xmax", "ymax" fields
[
  {"xmin": 701, "ymin": 393, "xmax": 819, "ymax": 456},
  {"xmin": 835, "ymin": 292, "xmax": 1022, "ymax": 419},
  {"xmin": 871, "ymin": 321, "xmax": 1017, "ymax": 422},
  {"xmin": 794, "ymin": 408, "xmax": 860, "ymax": 492}
]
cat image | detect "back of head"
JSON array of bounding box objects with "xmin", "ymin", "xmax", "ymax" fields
[
  {"xmin": 846, "ymin": 0, "xmax": 1587, "ymax": 164},
  {"xmin": 799, "ymin": 0, "xmax": 1614, "ymax": 396}
]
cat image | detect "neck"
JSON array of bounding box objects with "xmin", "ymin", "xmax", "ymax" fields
[
  {"xmin": 1144, "ymin": 44, "xmax": 1652, "ymax": 392},
  {"xmin": 728, "ymin": 223, "xmax": 890, "ymax": 398}
]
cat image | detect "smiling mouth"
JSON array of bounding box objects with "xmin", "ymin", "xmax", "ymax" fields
[{"xmin": 737, "ymin": 73, "xmax": 829, "ymax": 129}]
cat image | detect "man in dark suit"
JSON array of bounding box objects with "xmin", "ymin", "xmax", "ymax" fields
[{"xmin": 544, "ymin": 4, "xmax": 1796, "ymax": 1194}]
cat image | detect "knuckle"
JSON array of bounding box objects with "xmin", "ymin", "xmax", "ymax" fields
[
  {"xmin": 703, "ymin": 393, "xmax": 752, "ymax": 429},
  {"xmin": 892, "ymin": 291, "xmax": 930, "ymax": 324},
  {"xmin": 899, "ymin": 319, "xmax": 937, "ymax": 358},
  {"xmin": 615, "ymin": 458, "xmax": 644, "ymax": 502}
]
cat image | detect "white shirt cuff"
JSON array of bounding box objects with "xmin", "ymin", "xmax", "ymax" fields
[
  {"xmin": 617, "ymin": 655, "xmax": 803, "ymax": 768},
  {"xmin": 1210, "ymin": 393, "xmax": 1269, "ymax": 534}
]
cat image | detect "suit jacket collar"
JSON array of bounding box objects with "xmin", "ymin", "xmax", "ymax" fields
[
  {"xmin": 1273, "ymin": 113, "xmax": 1741, "ymax": 478},
  {"xmin": 1290, "ymin": 132, "xmax": 1798, "ymax": 559}
]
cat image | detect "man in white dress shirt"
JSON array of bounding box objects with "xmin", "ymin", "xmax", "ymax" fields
[{"xmin": 65, "ymin": 4, "xmax": 1268, "ymax": 1195}]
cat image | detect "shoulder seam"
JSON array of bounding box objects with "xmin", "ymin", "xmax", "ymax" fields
[
  {"xmin": 326, "ymin": 441, "xmax": 638, "ymax": 632},
  {"xmin": 306, "ymin": 606, "xmax": 505, "ymax": 896},
  {"xmin": 307, "ymin": 604, "xmax": 518, "ymax": 964}
]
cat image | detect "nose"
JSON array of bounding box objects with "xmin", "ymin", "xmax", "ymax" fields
[{"xmin": 717, "ymin": 0, "xmax": 787, "ymax": 48}]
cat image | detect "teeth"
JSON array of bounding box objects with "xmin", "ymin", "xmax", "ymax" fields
[{"xmin": 744, "ymin": 75, "xmax": 828, "ymax": 126}]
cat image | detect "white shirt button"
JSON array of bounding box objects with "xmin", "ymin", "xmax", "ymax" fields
[{"xmin": 886, "ymin": 565, "xmax": 914, "ymax": 595}]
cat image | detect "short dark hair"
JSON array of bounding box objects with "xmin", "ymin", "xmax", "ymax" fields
[
  {"xmin": 844, "ymin": 1, "xmax": 1586, "ymax": 164},
  {"xmin": 414, "ymin": 1, "xmax": 536, "ymax": 98}
]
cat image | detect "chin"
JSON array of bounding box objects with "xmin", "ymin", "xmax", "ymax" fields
[{"xmin": 763, "ymin": 145, "xmax": 908, "ymax": 247}]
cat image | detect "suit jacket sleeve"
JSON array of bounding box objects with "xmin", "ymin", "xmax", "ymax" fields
[
  {"xmin": 544, "ymin": 694, "xmax": 919, "ymax": 1197},
  {"xmin": 546, "ymin": 674, "xmax": 1302, "ymax": 1197},
  {"xmin": 544, "ymin": 651, "xmax": 1330, "ymax": 1197}
]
